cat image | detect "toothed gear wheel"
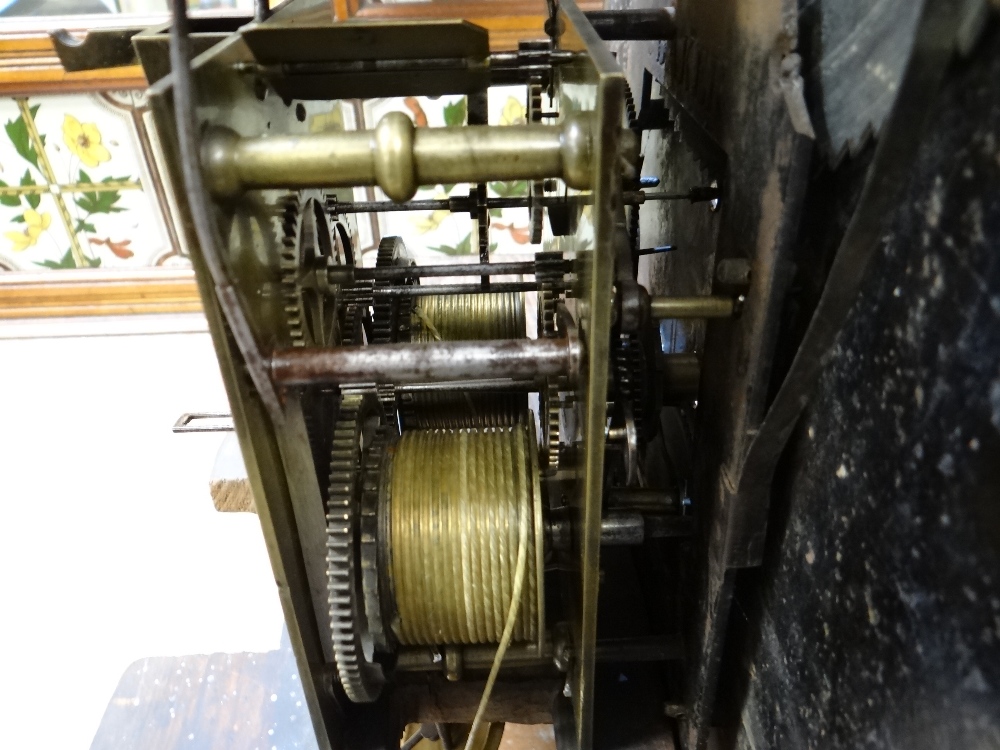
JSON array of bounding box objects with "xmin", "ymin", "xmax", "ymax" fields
[
  {"xmin": 327, "ymin": 391, "xmax": 385, "ymax": 703},
  {"xmin": 624, "ymin": 79, "xmax": 638, "ymax": 131},
  {"xmin": 371, "ymin": 237, "xmax": 415, "ymax": 346},
  {"xmin": 535, "ymin": 251, "xmax": 565, "ymax": 338},
  {"xmin": 359, "ymin": 424, "xmax": 394, "ymax": 653},
  {"xmin": 541, "ymin": 377, "xmax": 564, "ymax": 473},
  {"xmin": 527, "ymin": 83, "xmax": 546, "ymax": 245},
  {"xmin": 280, "ymin": 192, "xmax": 341, "ymax": 347},
  {"xmin": 370, "ymin": 237, "xmax": 416, "ymax": 419},
  {"xmin": 340, "ymin": 281, "xmax": 372, "ymax": 346},
  {"xmin": 614, "ymin": 332, "xmax": 649, "ymax": 443}
]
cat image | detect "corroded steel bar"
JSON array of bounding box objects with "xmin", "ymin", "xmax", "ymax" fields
[{"xmin": 270, "ymin": 337, "xmax": 581, "ymax": 386}]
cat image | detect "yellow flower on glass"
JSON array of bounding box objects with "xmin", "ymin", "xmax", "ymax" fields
[
  {"xmin": 500, "ymin": 96, "xmax": 526, "ymax": 126},
  {"xmin": 5, "ymin": 209, "xmax": 52, "ymax": 252},
  {"xmin": 412, "ymin": 209, "xmax": 450, "ymax": 234},
  {"xmin": 309, "ymin": 109, "xmax": 344, "ymax": 133},
  {"xmin": 63, "ymin": 114, "xmax": 112, "ymax": 168}
]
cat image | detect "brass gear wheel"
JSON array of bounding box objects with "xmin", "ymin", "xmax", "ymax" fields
[
  {"xmin": 541, "ymin": 377, "xmax": 564, "ymax": 473},
  {"xmin": 535, "ymin": 251, "xmax": 565, "ymax": 338},
  {"xmin": 326, "ymin": 390, "xmax": 386, "ymax": 703},
  {"xmin": 370, "ymin": 236, "xmax": 416, "ymax": 419},
  {"xmin": 279, "ymin": 191, "xmax": 342, "ymax": 347},
  {"xmin": 370, "ymin": 236, "xmax": 415, "ymax": 346}
]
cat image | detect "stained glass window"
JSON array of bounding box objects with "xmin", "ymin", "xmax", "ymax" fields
[{"xmin": 0, "ymin": 91, "xmax": 186, "ymax": 271}]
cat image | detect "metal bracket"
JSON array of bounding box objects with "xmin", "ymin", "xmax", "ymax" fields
[{"xmin": 172, "ymin": 412, "xmax": 235, "ymax": 433}]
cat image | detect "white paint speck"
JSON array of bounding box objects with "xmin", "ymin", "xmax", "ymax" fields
[
  {"xmin": 188, "ymin": 734, "xmax": 194, "ymax": 741},
  {"xmin": 962, "ymin": 667, "xmax": 989, "ymax": 693},
  {"xmin": 836, "ymin": 464, "xmax": 849, "ymax": 479},
  {"xmin": 270, "ymin": 694, "xmax": 277, "ymax": 702},
  {"xmin": 864, "ymin": 588, "xmax": 880, "ymax": 626},
  {"xmin": 926, "ymin": 178, "xmax": 944, "ymax": 228},
  {"xmin": 969, "ymin": 438, "xmax": 980, "ymax": 451},
  {"xmin": 937, "ymin": 453, "xmax": 955, "ymax": 477},
  {"xmin": 990, "ymin": 380, "xmax": 1000, "ymax": 430},
  {"xmin": 805, "ymin": 546, "xmax": 816, "ymax": 565},
  {"xmin": 808, "ymin": 426, "xmax": 815, "ymax": 439}
]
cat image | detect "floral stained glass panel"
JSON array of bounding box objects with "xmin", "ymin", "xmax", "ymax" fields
[{"xmin": 0, "ymin": 92, "xmax": 182, "ymax": 272}]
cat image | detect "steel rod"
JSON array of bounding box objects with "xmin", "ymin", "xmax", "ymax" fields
[
  {"xmin": 329, "ymin": 195, "xmax": 587, "ymax": 215},
  {"xmin": 330, "ymin": 191, "xmax": 710, "ymax": 215},
  {"xmin": 599, "ymin": 513, "xmax": 646, "ymax": 546},
  {"xmin": 354, "ymin": 261, "xmax": 550, "ymax": 281},
  {"xmin": 606, "ymin": 488, "xmax": 680, "ymax": 514},
  {"xmin": 397, "ymin": 378, "xmax": 541, "ymax": 393},
  {"xmin": 372, "ymin": 281, "xmax": 536, "ymax": 297},
  {"xmin": 395, "ymin": 634, "xmax": 682, "ymax": 672},
  {"xmin": 270, "ymin": 337, "xmax": 581, "ymax": 386},
  {"xmin": 396, "ymin": 643, "xmax": 552, "ymax": 672},
  {"xmin": 334, "ymin": 198, "xmax": 454, "ymax": 213},
  {"xmin": 333, "ymin": 188, "xmax": 718, "ymax": 214}
]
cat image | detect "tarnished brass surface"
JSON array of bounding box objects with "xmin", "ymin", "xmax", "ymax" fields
[
  {"xmin": 241, "ymin": 20, "xmax": 490, "ymax": 100},
  {"xmin": 388, "ymin": 419, "xmax": 541, "ymax": 646},
  {"xmin": 551, "ymin": 3, "xmax": 625, "ymax": 747},
  {"xmin": 649, "ymin": 295, "xmax": 736, "ymax": 319},
  {"xmin": 411, "ymin": 293, "xmax": 525, "ymax": 343},
  {"xmin": 202, "ymin": 113, "xmax": 595, "ymax": 200},
  {"xmin": 143, "ymin": 1, "xmax": 625, "ymax": 745},
  {"xmin": 405, "ymin": 293, "xmax": 527, "ymax": 428}
]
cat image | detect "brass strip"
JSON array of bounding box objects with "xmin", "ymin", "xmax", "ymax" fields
[
  {"xmin": 0, "ymin": 269, "xmax": 201, "ymax": 318},
  {"xmin": 649, "ymin": 295, "xmax": 736, "ymax": 319},
  {"xmin": 0, "ymin": 181, "xmax": 142, "ymax": 196}
]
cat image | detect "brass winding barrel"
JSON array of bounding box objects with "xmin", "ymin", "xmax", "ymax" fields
[
  {"xmin": 386, "ymin": 417, "xmax": 542, "ymax": 645},
  {"xmin": 402, "ymin": 292, "xmax": 528, "ymax": 428}
]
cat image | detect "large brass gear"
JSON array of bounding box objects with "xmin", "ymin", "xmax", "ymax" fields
[
  {"xmin": 326, "ymin": 391, "xmax": 386, "ymax": 703},
  {"xmin": 279, "ymin": 191, "xmax": 343, "ymax": 347}
]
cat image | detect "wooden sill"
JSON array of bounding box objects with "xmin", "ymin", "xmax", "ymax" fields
[
  {"xmin": 0, "ymin": 268, "xmax": 202, "ymax": 318},
  {"xmin": 0, "ymin": 34, "xmax": 146, "ymax": 96}
]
